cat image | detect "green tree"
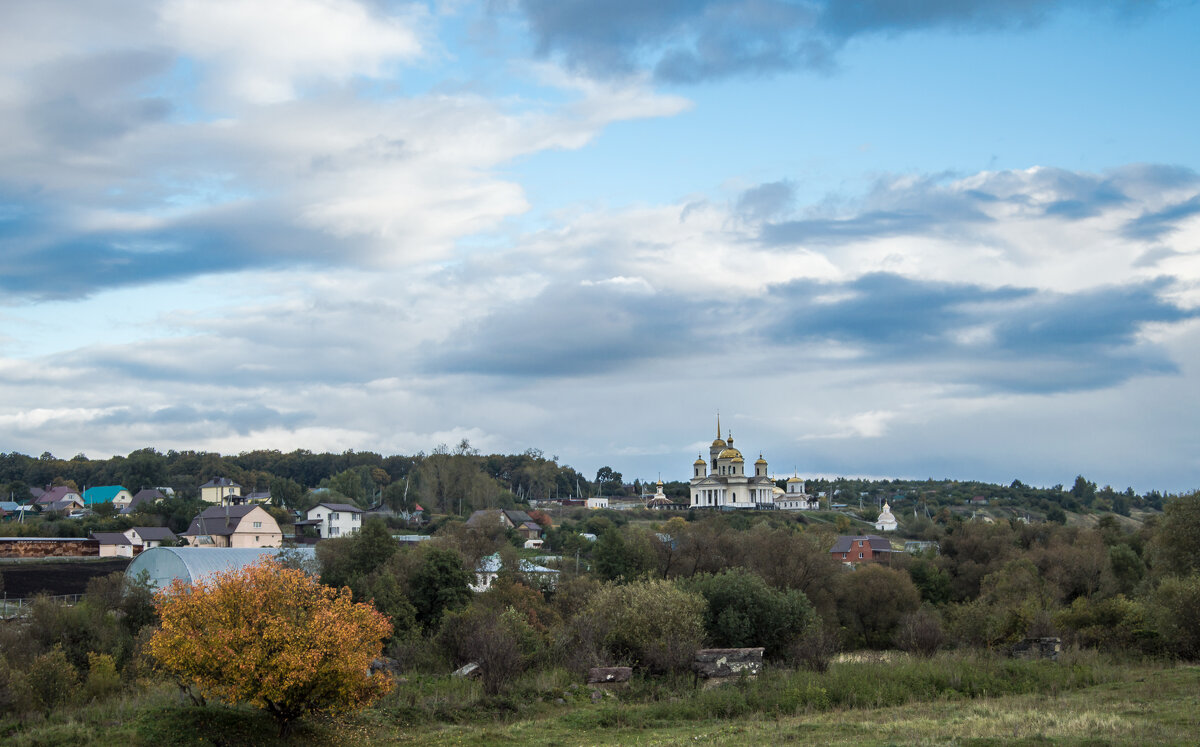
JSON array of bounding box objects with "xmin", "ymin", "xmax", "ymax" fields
[
  {"xmin": 577, "ymin": 579, "xmax": 705, "ymax": 674},
  {"xmin": 835, "ymin": 564, "xmax": 921, "ymax": 648},
  {"xmin": 679, "ymin": 567, "xmax": 815, "ymax": 659},
  {"xmin": 1151, "ymin": 492, "xmax": 1200, "ymax": 577},
  {"xmin": 408, "ymin": 547, "xmax": 472, "ymax": 631}
]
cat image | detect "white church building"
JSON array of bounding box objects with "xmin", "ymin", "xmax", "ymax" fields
[{"xmin": 689, "ymin": 419, "xmax": 778, "ymax": 509}]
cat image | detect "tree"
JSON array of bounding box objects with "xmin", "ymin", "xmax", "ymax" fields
[
  {"xmin": 408, "ymin": 547, "xmax": 472, "ymax": 630},
  {"xmin": 148, "ymin": 559, "xmax": 392, "ymax": 736},
  {"xmin": 1151, "ymin": 492, "xmax": 1200, "ymax": 578},
  {"xmin": 679, "ymin": 568, "xmax": 815, "ymax": 659}
]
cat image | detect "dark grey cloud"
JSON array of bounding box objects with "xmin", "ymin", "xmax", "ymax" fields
[
  {"xmin": 428, "ymin": 267, "xmax": 1194, "ymax": 396},
  {"xmin": 1124, "ymin": 195, "xmax": 1200, "ymax": 241},
  {"xmin": 25, "ymin": 49, "xmax": 175, "ymax": 148},
  {"xmin": 736, "ymin": 180, "xmax": 796, "ymax": 222},
  {"xmin": 761, "ymin": 173, "xmax": 991, "ymax": 245},
  {"xmin": 428, "ymin": 281, "xmax": 710, "ymax": 377},
  {"xmin": 0, "ymin": 193, "xmax": 340, "ymax": 299},
  {"xmin": 94, "ymin": 403, "xmax": 312, "ymax": 436},
  {"xmin": 765, "ymin": 273, "xmax": 1195, "ymax": 392},
  {"xmin": 514, "ymin": 0, "xmax": 1167, "ymax": 83}
]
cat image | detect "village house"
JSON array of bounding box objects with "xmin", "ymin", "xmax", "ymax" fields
[
  {"xmin": 199, "ymin": 477, "xmax": 242, "ymax": 505},
  {"xmin": 465, "ymin": 509, "xmax": 544, "ymax": 540},
  {"xmin": 303, "ymin": 502, "xmax": 363, "ymax": 538},
  {"xmin": 82, "ymin": 486, "xmax": 133, "ymax": 511},
  {"xmin": 91, "ymin": 531, "xmax": 135, "ymax": 558},
  {"xmin": 33, "ymin": 486, "xmax": 83, "ymax": 509},
  {"xmin": 122, "ymin": 488, "xmax": 167, "ymax": 515},
  {"xmin": 124, "ymin": 526, "xmax": 178, "ymax": 550},
  {"xmin": 831, "ymin": 535, "xmax": 897, "ymax": 564},
  {"xmin": 181, "ymin": 505, "xmax": 282, "ymax": 548}
]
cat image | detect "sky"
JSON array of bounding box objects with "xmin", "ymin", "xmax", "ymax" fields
[{"xmin": 2, "ymin": 0, "xmax": 1199, "ymax": 493}]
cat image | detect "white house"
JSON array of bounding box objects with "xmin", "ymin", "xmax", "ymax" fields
[
  {"xmin": 124, "ymin": 526, "xmax": 178, "ymax": 549},
  {"xmin": 586, "ymin": 496, "xmax": 609, "ymax": 509},
  {"xmin": 306, "ymin": 503, "xmax": 363, "ymax": 538}
]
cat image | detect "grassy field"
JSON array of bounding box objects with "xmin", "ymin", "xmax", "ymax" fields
[{"xmin": 4, "ymin": 657, "xmax": 1197, "ymax": 745}]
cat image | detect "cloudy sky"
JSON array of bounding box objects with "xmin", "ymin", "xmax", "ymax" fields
[{"xmin": 2, "ymin": 0, "xmax": 1199, "ymax": 493}]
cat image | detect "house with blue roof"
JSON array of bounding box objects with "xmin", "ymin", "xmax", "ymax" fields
[{"xmin": 82, "ymin": 485, "xmax": 133, "ymax": 510}]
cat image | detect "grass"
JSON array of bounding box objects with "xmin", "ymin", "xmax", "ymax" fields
[{"xmin": 3, "ymin": 656, "xmax": 1197, "ymax": 745}]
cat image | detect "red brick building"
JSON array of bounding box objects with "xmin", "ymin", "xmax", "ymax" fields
[{"xmin": 831, "ymin": 535, "xmax": 896, "ymax": 564}]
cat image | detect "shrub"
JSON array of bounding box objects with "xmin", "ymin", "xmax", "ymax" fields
[
  {"xmin": 1150, "ymin": 572, "xmax": 1200, "ymax": 660},
  {"xmin": 788, "ymin": 624, "xmax": 840, "ymax": 673},
  {"xmin": 438, "ymin": 605, "xmax": 539, "ymax": 695},
  {"xmin": 894, "ymin": 607, "xmax": 945, "ymax": 657},
  {"xmin": 26, "ymin": 647, "xmax": 78, "ymax": 710},
  {"xmin": 679, "ymin": 568, "xmax": 815, "ymax": 659},
  {"xmin": 83, "ymin": 652, "xmax": 121, "ymax": 701},
  {"xmin": 835, "ymin": 564, "xmax": 921, "ymax": 648},
  {"xmin": 148, "ymin": 558, "xmax": 393, "ymax": 735},
  {"xmin": 577, "ymin": 579, "xmax": 705, "ymax": 674}
]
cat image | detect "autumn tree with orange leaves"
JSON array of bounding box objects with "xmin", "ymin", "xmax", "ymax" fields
[{"xmin": 148, "ymin": 558, "xmax": 393, "ymax": 735}]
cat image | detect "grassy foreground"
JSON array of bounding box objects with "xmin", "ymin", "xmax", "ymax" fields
[{"xmin": 4, "ymin": 657, "xmax": 1197, "ymax": 745}]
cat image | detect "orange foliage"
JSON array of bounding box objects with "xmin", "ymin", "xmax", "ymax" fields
[{"xmin": 148, "ymin": 559, "xmax": 392, "ymax": 731}]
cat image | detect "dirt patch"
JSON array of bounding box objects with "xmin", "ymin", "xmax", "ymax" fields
[{"xmin": 0, "ymin": 559, "xmax": 131, "ymax": 598}]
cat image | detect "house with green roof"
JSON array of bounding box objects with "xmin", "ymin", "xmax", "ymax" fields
[{"xmin": 82, "ymin": 485, "xmax": 133, "ymax": 510}]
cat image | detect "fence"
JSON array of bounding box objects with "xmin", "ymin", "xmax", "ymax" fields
[{"xmin": 0, "ymin": 593, "xmax": 83, "ymax": 618}]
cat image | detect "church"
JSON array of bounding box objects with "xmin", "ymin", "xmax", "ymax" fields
[{"xmin": 689, "ymin": 419, "xmax": 778, "ymax": 509}]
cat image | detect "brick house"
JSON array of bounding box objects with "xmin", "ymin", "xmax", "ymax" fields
[{"xmin": 831, "ymin": 535, "xmax": 896, "ymax": 564}]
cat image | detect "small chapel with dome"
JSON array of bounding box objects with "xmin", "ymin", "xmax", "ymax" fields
[{"xmin": 689, "ymin": 418, "xmax": 779, "ymax": 509}]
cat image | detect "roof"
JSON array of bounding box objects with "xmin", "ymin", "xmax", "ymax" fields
[
  {"xmin": 0, "ymin": 501, "xmax": 21, "ymax": 512},
  {"xmin": 122, "ymin": 489, "xmax": 166, "ymax": 514},
  {"xmin": 82, "ymin": 486, "xmax": 128, "ymax": 505},
  {"xmin": 132, "ymin": 527, "xmax": 177, "ymax": 541},
  {"xmin": 200, "ymin": 477, "xmax": 241, "ymax": 489},
  {"xmin": 125, "ymin": 547, "xmax": 316, "ymax": 590},
  {"xmin": 475, "ymin": 553, "xmax": 560, "ymax": 575},
  {"xmin": 182, "ymin": 505, "xmax": 276, "ymax": 537},
  {"xmin": 830, "ymin": 535, "xmax": 895, "ymax": 554},
  {"xmin": 311, "ymin": 502, "xmax": 363, "ymax": 514},
  {"xmin": 36, "ymin": 486, "xmax": 79, "ymax": 504},
  {"xmin": 91, "ymin": 532, "xmax": 132, "ymax": 546}
]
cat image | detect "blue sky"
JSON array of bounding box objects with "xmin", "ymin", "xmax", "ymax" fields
[{"xmin": 2, "ymin": 0, "xmax": 1199, "ymax": 492}]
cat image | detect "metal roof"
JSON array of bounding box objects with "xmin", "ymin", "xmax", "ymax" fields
[{"xmin": 125, "ymin": 546, "xmax": 317, "ymax": 590}]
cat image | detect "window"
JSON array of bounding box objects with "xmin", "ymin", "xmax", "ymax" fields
[
  {"xmin": 253, "ymin": 521, "xmax": 262, "ymax": 528},
  {"xmin": 330, "ymin": 512, "xmax": 339, "ymax": 520}
]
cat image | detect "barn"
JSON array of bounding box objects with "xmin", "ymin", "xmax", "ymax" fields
[{"xmin": 125, "ymin": 546, "xmax": 317, "ymax": 590}]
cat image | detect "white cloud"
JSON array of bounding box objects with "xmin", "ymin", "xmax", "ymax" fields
[{"xmin": 160, "ymin": 0, "xmax": 425, "ymax": 104}]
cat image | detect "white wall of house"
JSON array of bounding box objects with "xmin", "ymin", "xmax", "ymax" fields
[{"xmin": 306, "ymin": 505, "xmax": 362, "ymax": 538}]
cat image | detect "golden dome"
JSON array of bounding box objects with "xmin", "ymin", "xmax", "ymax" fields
[
  {"xmin": 718, "ymin": 447, "xmax": 743, "ymax": 460},
  {"xmin": 694, "ymin": 455, "xmax": 706, "ymax": 465},
  {"xmin": 711, "ymin": 437, "xmax": 727, "ymax": 448},
  {"xmin": 755, "ymin": 454, "xmax": 767, "ymax": 465},
  {"xmin": 787, "ymin": 475, "xmax": 803, "ymax": 483},
  {"xmin": 732, "ymin": 456, "xmax": 744, "ymax": 463}
]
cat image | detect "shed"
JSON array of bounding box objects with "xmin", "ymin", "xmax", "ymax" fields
[{"xmin": 125, "ymin": 547, "xmax": 316, "ymax": 590}]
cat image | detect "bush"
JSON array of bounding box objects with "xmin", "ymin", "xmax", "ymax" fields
[
  {"xmin": 149, "ymin": 558, "xmax": 393, "ymax": 735},
  {"xmin": 576, "ymin": 579, "xmax": 705, "ymax": 674},
  {"xmin": 679, "ymin": 568, "xmax": 815, "ymax": 659},
  {"xmin": 83, "ymin": 652, "xmax": 121, "ymax": 701},
  {"xmin": 788, "ymin": 624, "xmax": 840, "ymax": 673},
  {"xmin": 438, "ymin": 605, "xmax": 539, "ymax": 695},
  {"xmin": 835, "ymin": 565, "xmax": 921, "ymax": 648},
  {"xmin": 1151, "ymin": 573, "xmax": 1200, "ymax": 660},
  {"xmin": 26, "ymin": 647, "xmax": 78, "ymax": 710},
  {"xmin": 894, "ymin": 607, "xmax": 945, "ymax": 657}
]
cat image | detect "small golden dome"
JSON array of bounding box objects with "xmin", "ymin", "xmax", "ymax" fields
[
  {"xmin": 711, "ymin": 437, "xmax": 727, "ymax": 448},
  {"xmin": 787, "ymin": 475, "xmax": 803, "ymax": 483},
  {"xmin": 694, "ymin": 455, "xmax": 706, "ymax": 465},
  {"xmin": 732, "ymin": 456, "xmax": 744, "ymax": 463},
  {"xmin": 755, "ymin": 454, "xmax": 767, "ymax": 465},
  {"xmin": 718, "ymin": 447, "xmax": 743, "ymax": 460}
]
